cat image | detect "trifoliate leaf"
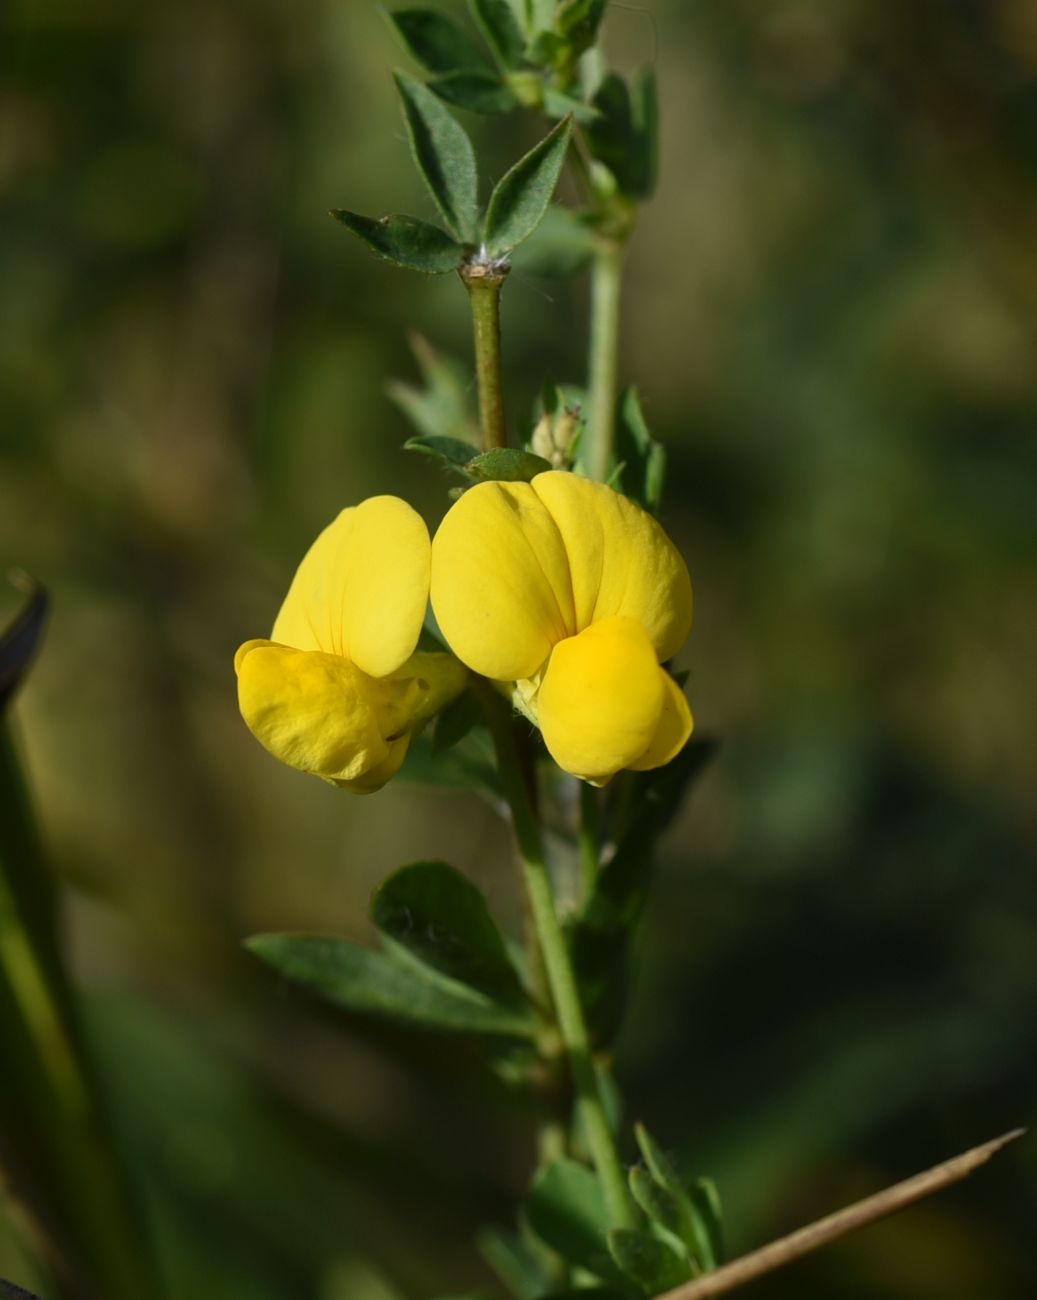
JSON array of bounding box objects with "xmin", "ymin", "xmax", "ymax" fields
[
  {"xmin": 395, "ymin": 70, "xmax": 479, "ymax": 241},
  {"xmin": 483, "ymin": 115, "xmax": 573, "ymax": 255},
  {"xmin": 330, "ymin": 210, "xmax": 461, "ymax": 273}
]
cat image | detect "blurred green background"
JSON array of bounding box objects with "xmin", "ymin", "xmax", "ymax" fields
[{"xmin": 2, "ymin": 0, "xmax": 1036, "ymax": 1296}]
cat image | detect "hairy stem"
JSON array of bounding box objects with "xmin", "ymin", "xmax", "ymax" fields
[
  {"xmin": 480, "ymin": 688, "xmax": 635, "ymax": 1229},
  {"xmin": 461, "ymin": 264, "xmax": 508, "ymax": 451}
]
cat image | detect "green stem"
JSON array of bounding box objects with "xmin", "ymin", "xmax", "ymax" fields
[
  {"xmin": 480, "ymin": 689, "xmax": 635, "ymax": 1229},
  {"xmin": 0, "ymin": 723, "xmax": 161, "ymax": 1300},
  {"xmin": 578, "ymin": 780, "xmax": 600, "ymax": 901},
  {"xmin": 461, "ymin": 265, "xmax": 509, "ymax": 451},
  {"xmin": 586, "ymin": 237, "xmax": 625, "ymax": 482}
]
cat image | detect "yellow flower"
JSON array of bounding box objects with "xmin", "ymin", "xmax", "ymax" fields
[
  {"xmin": 430, "ymin": 470, "xmax": 693, "ymax": 783},
  {"xmin": 236, "ymin": 496, "xmax": 466, "ymax": 793}
]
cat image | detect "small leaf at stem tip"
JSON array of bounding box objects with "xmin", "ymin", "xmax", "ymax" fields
[
  {"xmin": 330, "ymin": 210, "xmax": 461, "ymax": 273},
  {"xmin": 387, "ymin": 7, "xmax": 491, "ymax": 75},
  {"xmin": 608, "ymin": 1227, "xmax": 692, "ymax": 1293},
  {"xmin": 634, "ymin": 1123, "xmax": 716, "ymax": 1271},
  {"xmin": 394, "ymin": 70, "xmax": 479, "ymax": 241},
  {"xmin": 371, "ymin": 860, "xmax": 527, "ymax": 1005},
  {"xmin": 615, "ymin": 386, "xmax": 667, "ymax": 512},
  {"xmin": 526, "ymin": 1159, "xmax": 624, "ymax": 1283},
  {"xmin": 246, "ymin": 933, "xmax": 532, "ymax": 1036},
  {"xmin": 469, "ymin": 0, "xmax": 525, "ymax": 69},
  {"xmin": 483, "ymin": 115, "xmax": 573, "ymax": 255},
  {"xmin": 404, "ymin": 433, "xmax": 481, "ymax": 470},
  {"xmin": 466, "ymin": 447, "xmax": 553, "ymax": 481},
  {"xmin": 0, "ymin": 575, "xmax": 48, "ymax": 712},
  {"xmin": 628, "ymin": 1166, "xmax": 685, "ymax": 1241},
  {"xmin": 430, "ymin": 69, "xmax": 519, "ymax": 114}
]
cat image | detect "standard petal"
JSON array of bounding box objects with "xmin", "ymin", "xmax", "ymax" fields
[
  {"xmin": 430, "ymin": 480, "xmax": 575, "ymax": 681},
  {"xmin": 537, "ymin": 616, "xmax": 665, "ymax": 783},
  {"xmin": 272, "ymin": 496, "xmax": 430, "ymax": 678},
  {"xmin": 530, "ymin": 471, "xmax": 693, "ymax": 662},
  {"xmin": 629, "ymin": 669, "xmax": 694, "ymax": 771},
  {"xmin": 236, "ymin": 641, "xmax": 404, "ymax": 783}
]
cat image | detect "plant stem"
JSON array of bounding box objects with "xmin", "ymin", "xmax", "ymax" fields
[
  {"xmin": 480, "ymin": 688, "xmax": 635, "ymax": 1230},
  {"xmin": 578, "ymin": 780, "xmax": 599, "ymax": 901},
  {"xmin": 0, "ymin": 723, "xmax": 161, "ymax": 1300},
  {"xmin": 461, "ymin": 263, "xmax": 508, "ymax": 451},
  {"xmin": 586, "ymin": 237, "xmax": 625, "ymax": 482}
]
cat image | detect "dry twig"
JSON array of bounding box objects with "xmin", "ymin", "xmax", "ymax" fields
[{"xmin": 659, "ymin": 1128, "xmax": 1025, "ymax": 1300}]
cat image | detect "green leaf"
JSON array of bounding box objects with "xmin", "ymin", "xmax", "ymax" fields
[
  {"xmin": 478, "ymin": 1225, "xmax": 551, "ymax": 1300},
  {"xmin": 430, "ymin": 69, "xmax": 519, "ymax": 114},
  {"xmin": 466, "ymin": 447, "xmax": 552, "ymax": 482},
  {"xmin": 432, "ymin": 688, "xmax": 481, "ymax": 754},
  {"xmin": 390, "ymin": 333, "xmax": 480, "ymax": 448},
  {"xmin": 404, "ymin": 433, "xmax": 481, "ymax": 470},
  {"xmin": 330, "ymin": 210, "xmax": 461, "ymax": 274},
  {"xmin": 540, "ymin": 1291, "xmax": 628, "ymax": 1300},
  {"xmin": 483, "ymin": 115, "xmax": 572, "ymax": 255},
  {"xmin": 634, "ymin": 1125, "xmax": 716, "ymax": 1271},
  {"xmin": 388, "ymin": 8, "xmax": 491, "ymax": 75},
  {"xmin": 470, "ymin": 0, "xmax": 525, "ymax": 68},
  {"xmin": 371, "ymin": 860, "xmax": 526, "ymax": 1005},
  {"xmin": 395, "ymin": 70, "xmax": 479, "ymax": 241},
  {"xmin": 690, "ymin": 1177, "xmax": 725, "ymax": 1266},
  {"xmin": 0, "ymin": 1283, "xmax": 43, "ymax": 1300},
  {"xmin": 541, "ymin": 86, "xmax": 601, "ymax": 125},
  {"xmin": 628, "ymin": 1167, "xmax": 685, "ymax": 1242},
  {"xmin": 525, "ymin": 1159, "xmax": 622, "ymax": 1282},
  {"xmin": 585, "ymin": 70, "xmax": 658, "ymax": 200},
  {"xmin": 557, "ymin": 0, "xmax": 607, "ymax": 52},
  {"xmin": 0, "ymin": 577, "xmax": 47, "ymax": 713},
  {"xmin": 615, "ymin": 387, "xmax": 666, "ymax": 512},
  {"xmin": 247, "ymin": 934, "xmax": 534, "ymax": 1037},
  {"xmin": 510, "ymin": 204, "xmax": 596, "ymax": 278},
  {"xmin": 608, "ymin": 1228, "xmax": 691, "ymax": 1293}
]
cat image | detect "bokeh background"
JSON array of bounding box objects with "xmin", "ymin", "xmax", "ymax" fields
[{"xmin": 2, "ymin": 0, "xmax": 1036, "ymax": 1296}]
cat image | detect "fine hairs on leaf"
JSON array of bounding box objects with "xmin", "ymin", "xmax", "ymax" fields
[
  {"xmin": 483, "ymin": 116, "xmax": 573, "ymax": 255},
  {"xmin": 395, "ymin": 70, "xmax": 479, "ymax": 241},
  {"xmin": 331, "ymin": 210, "xmax": 461, "ymax": 273},
  {"xmin": 387, "ymin": 7, "xmax": 491, "ymax": 75}
]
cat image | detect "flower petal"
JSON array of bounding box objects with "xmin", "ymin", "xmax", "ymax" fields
[
  {"xmin": 537, "ymin": 616, "xmax": 665, "ymax": 782},
  {"xmin": 236, "ymin": 640, "xmax": 403, "ymax": 783},
  {"xmin": 530, "ymin": 471, "xmax": 693, "ymax": 662},
  {"xmin": 628, "ymin": 669, "xmax": 694, "ymax": 771},
  {"xmin": 272, "ymin": 496, "xmax": 430, "ymax": 678},
  {"xmin": 430, "ymin": 480, "xmax": 575, "ymax": 681}
]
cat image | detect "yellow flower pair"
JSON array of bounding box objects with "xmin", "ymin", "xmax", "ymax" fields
[{"xmin": 236, "ymin": 471, "xmax": 693, "ymax": 791}]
